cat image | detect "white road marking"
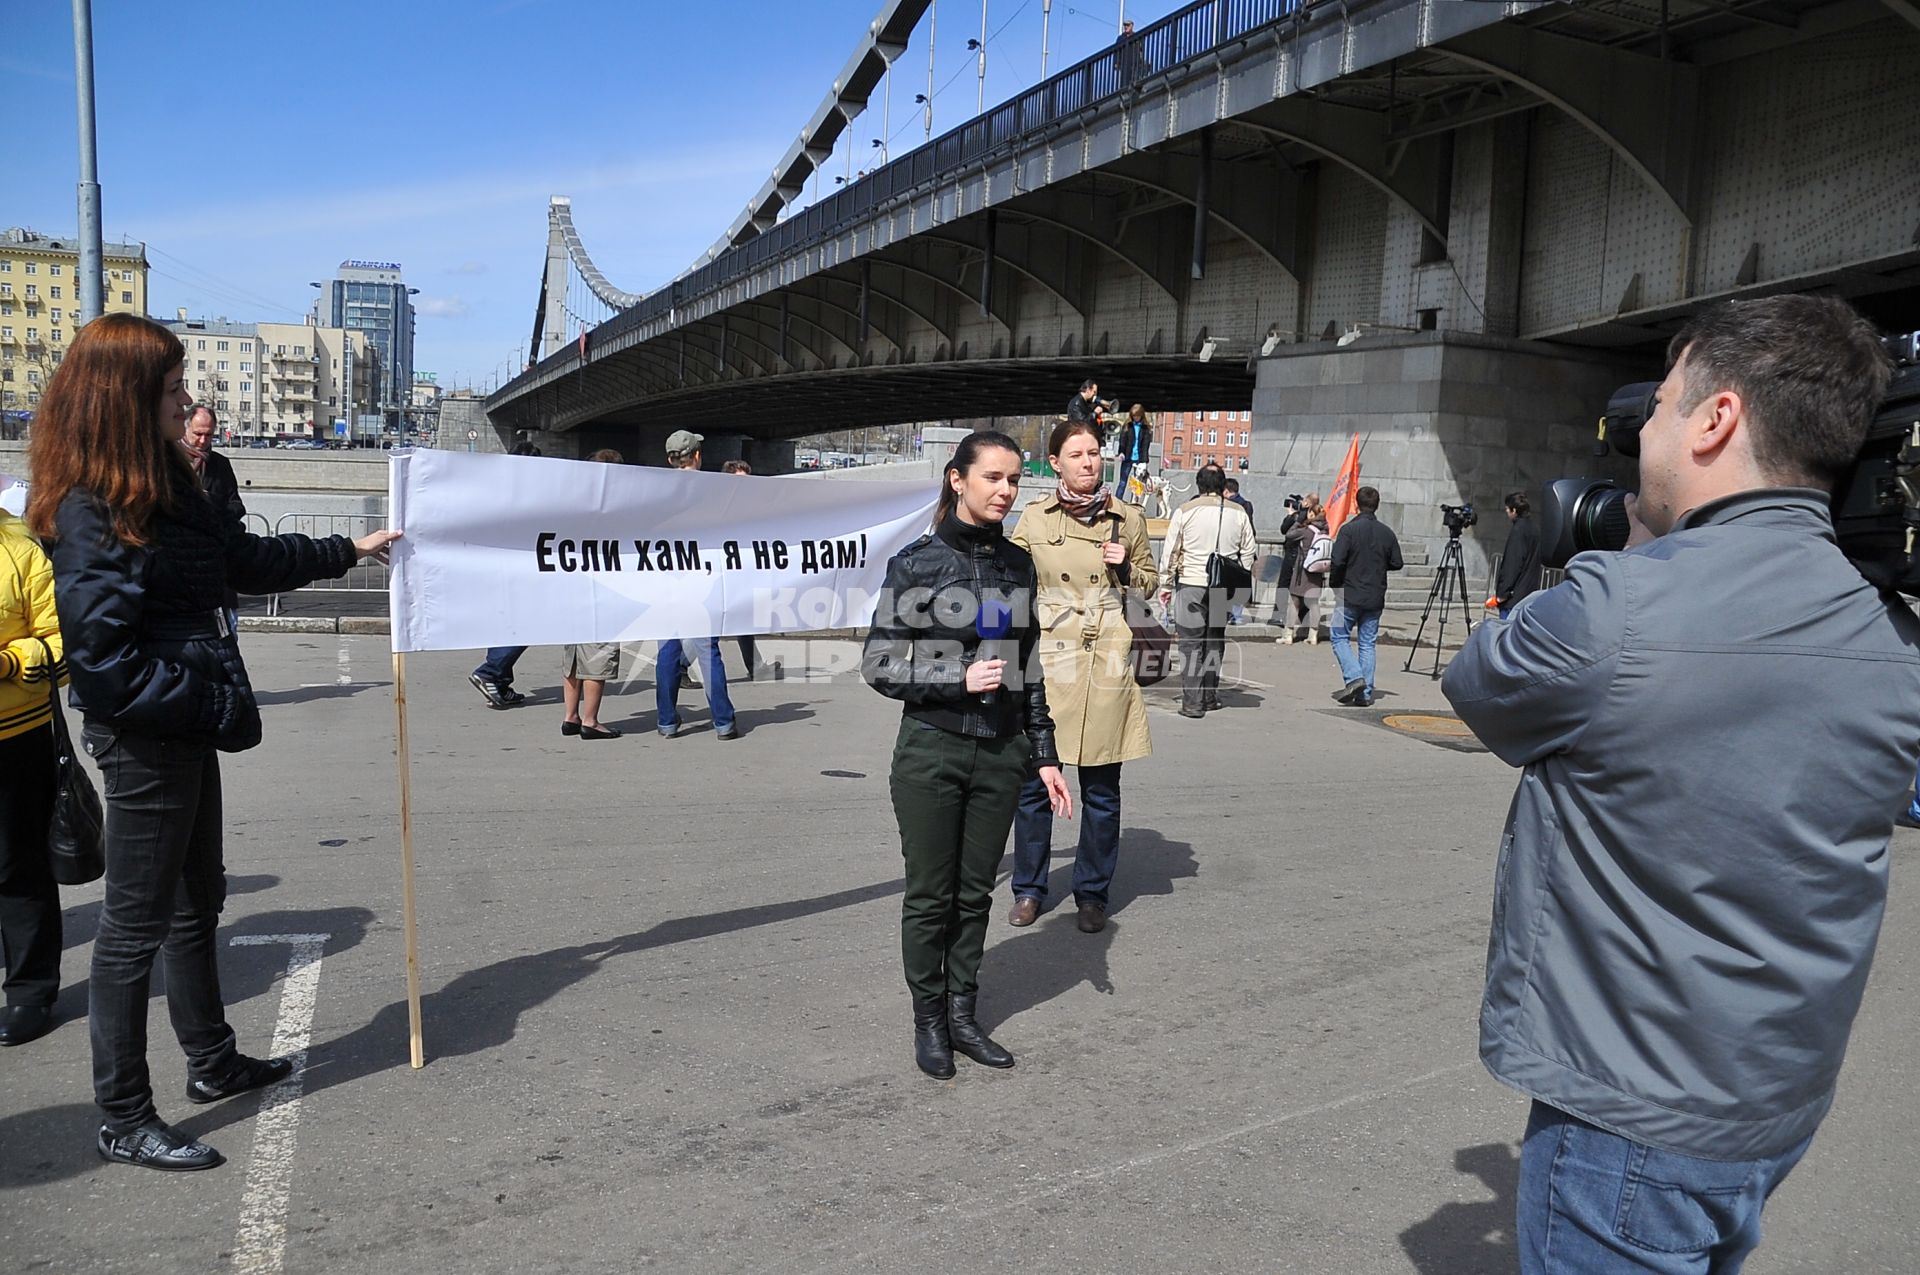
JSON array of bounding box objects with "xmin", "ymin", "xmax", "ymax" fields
[
  {"xmin": 336, "ymin": 640, "xmax": 352, "ymax": 686},
  {"xmin": 227, "ymin": 933, "xmax": 329, "ymax": 1275}
]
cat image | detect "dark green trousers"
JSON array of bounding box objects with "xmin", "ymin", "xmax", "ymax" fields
[{"xmin": 889, "ymin": 718, "xmax": 1030, "ymax": 1001}]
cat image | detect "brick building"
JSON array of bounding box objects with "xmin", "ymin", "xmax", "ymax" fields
[{"xmin": 1157, "ymin": 408, "xmax": 1254, "ymax": 470}]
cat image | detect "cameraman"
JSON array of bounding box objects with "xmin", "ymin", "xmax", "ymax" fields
[
  {"xmin": 1488, "ymin": 491, "xmax": 1541, "ymax": 618},
  {"xmin": 1442, "ymin": 295, "xmax": 1920, "ymax": 1273}
]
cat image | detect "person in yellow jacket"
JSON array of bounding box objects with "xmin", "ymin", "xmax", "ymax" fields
[
  {"xmin": 1007, "ymin": 419, "xmax": 1158, "ymax": 934},
  {"xmin": 0, "ymin": 507, "xmax": 67, "ymax": 1046}
]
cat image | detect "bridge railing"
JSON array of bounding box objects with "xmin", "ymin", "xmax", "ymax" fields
[{"xmin": 555, "ymin": 0, "xmax": 1307, "ymax": 377}]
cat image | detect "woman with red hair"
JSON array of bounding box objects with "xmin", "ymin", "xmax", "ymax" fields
[{"xmin": 28, "ymin": 314, "xmax": 398, "ymax": 1172}]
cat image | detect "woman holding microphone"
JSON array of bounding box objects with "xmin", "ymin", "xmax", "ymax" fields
[
  {"xmin": 27, "ymin": 314, "xmax": 399, "ymax": 1172},
  {"xmin": 864, "ymin": 431, "xmax": 1071, "ymax": 1079},
  {"xmin": 1007, "ymin": 419, "xmax": 1157, "ymax": 934}
]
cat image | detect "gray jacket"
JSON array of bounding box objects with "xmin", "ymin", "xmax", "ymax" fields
[{"xmin": 1443, "ymin": 490, "xmax": 1920, "ymax": 1160}]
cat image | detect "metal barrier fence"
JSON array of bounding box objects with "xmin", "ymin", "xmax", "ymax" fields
[{"xmin": 260, "ymin": 512, "xmax": 389, "ymax": 616}]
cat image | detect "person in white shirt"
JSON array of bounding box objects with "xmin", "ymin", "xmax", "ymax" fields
[{"xmin": 1157, "ymin": 465, "xmax": 1256, "ymax": 718}]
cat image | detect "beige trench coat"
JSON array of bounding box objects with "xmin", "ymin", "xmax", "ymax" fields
[{"xmin": 1010, "ymin": 497, "xmax": 1159, "ymax": 767}]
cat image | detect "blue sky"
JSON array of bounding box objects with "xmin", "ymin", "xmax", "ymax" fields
[{"xmin": 3, "ymin": 0, "xmax": 1172, "ymax": 390}]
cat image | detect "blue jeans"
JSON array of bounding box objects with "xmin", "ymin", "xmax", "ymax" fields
[
  {"xmin": 1518, "ymin": 1103, "xmax": 1812, "ymax": 1275},
  {"xmin": 1011, "ymin": 763, "xmax": 1123, "ymax": 907},
  {"xmin": 656, "ymin": 637, "xmax": 734, "ymax": 732},
  {"xmin": 1330, "ymin": 604, "xmax": 1382, "ymax": 695},
  {"xmin": 474, "ymin": 646, "xmax": 526, "ymax": 688},
  {"xmin": 1117, "ymin": 457, "xmax": 1140, "ymax": 497}
]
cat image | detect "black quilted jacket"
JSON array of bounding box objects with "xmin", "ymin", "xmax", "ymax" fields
[
  {"xmin": 49, "ymin": 468, "xmax": 356, "ymax": 748},
  {"xmin": 863, "ymin": 514, "xmax": 1059, "ymax": 767}
]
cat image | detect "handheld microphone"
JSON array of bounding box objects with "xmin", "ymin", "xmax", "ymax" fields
[{"xmin": 974, "ymin": 599, "xmax": 1013, "ymax": 706}]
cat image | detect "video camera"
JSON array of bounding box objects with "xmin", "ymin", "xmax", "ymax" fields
[
  {"xmin": 1539, "ymin": 336, "xmax": 1920, "ymax": 596},
  {"xmin": 1283, "ymin": 493, "xmax": 1305, "ymax": 512},
  {"xmin": 1441, "ymin": 502, "xmax": 1478, "ymax": 536}
]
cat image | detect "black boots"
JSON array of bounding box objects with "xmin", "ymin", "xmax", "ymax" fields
[
  {"xmin": 947, "ymin": 992, "xmax": 1015, "ymax": 1069},
  {"xmin": 912, "ymin": 995, "xmax": 955, "ymax": 1079},
  {"xmin": 913, "ymin": 993, "xmax": 1015, "ymax": 1075}
]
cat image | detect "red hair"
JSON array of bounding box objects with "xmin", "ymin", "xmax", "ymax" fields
[{"xmin": 26, "ymin": 313, "xmax": 192, "ymax": 546}]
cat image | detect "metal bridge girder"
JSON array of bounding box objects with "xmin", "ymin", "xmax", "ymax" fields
[
  {"xmin": 879, "ymin": 236, "xmax": 1024, "ymax": 334},
  {"xmin": 810, "ymin": 268, "xmax": 916, "ymax": 354},
  {"xmin": 1237, "ymin": 97, "xmax": 1451, "ymax": 240},
  {"xmin": 731, "ymin": 298, "xmax": 834, "ymax": 372},
  {"xmin": 1100, "ymin": 148, "xmax": 1303, "ymax": 283},
  {"xmin": 1438, "ymin": 23, "xmax": 1699, "ymax": 223},
  {"xmin": 1000, "ymin": 185, "xmax": 1187, "ymax": 308},
  {"xmin": 781, "ymin": 282, "xmax": 883, "ymax": 363},
  {"xmin": 915, "ymin": 222, "xmax": 1090, "ymax": 322},
  {"xmin": 822, "ymin": 259, "xmax": 962, "ymax": 349}
]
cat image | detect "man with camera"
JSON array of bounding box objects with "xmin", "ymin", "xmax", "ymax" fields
[{"xmin": 1442, "ymin": 295, "xmax": 1920, "ymax": 1273}]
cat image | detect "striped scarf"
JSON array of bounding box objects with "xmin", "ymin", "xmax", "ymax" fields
[{"xmin": 1055, "ymin": 481, "xmax": 1111, "ymax": 523}]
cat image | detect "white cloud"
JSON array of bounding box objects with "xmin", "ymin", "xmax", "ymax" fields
[
  {"xmin": 447, "ymin": 261, "xmax": 488, "ymax": 275},
  {"xmin": 416, "ymin": 296, "xmax": 473, "ymax": 319}
]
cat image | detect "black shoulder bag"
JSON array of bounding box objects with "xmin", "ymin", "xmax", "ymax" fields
[
  {"xmin": 36, "ymin": 638, "xmax": 105, "ymax": 885},
  {"xmin": 1204, "ymin": 497, "xmax": 1253, "ymax": 595}
]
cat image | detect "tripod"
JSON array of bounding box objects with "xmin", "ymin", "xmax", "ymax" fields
[{"xmin": 1402, "ymin": 530, "xmax": 1475, "ymax": 679}]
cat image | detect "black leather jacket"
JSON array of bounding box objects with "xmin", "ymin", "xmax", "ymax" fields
[
  {"xmin": 49, "ymin": 468, "xmax": 356, "ymax": 749},
  {"xmin": 863, "ymin": 514, "xmax": 1059, "ymax": 766}
]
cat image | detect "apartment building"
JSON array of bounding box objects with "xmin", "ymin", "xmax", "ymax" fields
[
  {"xmin": 166, "ymin": 314, "xmax": 381, "ymax": 440},
  {"xmin": 0, "ymin": 226, "xmax": 149, "ymax": 410}
]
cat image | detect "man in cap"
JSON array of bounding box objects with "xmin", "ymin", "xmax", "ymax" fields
[{"xmin": 657, "ymin": 431, "xmax": 738, "ymax": 739}]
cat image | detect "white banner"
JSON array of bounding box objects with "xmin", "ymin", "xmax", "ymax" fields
[{"xmin": 387, "ymin": 449, "xmax": 938, "ymax": 653}]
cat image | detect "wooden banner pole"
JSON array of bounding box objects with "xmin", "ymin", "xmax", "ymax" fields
[{"xmin": 392, "ymin": 649, "xmax": 425, "ymax": 1068}]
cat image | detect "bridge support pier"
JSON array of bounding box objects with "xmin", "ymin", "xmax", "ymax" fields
[{"xmin": 1246, "ymin": 333, "xmax": 1641, "ymax": 638}]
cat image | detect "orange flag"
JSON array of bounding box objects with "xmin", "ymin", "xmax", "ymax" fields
[{"xmin": 1324, "ymin": 434, "xmax": 1362, "ymax": 535}]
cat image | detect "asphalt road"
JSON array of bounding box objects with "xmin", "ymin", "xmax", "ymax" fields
[{"xmin": 1, "ymin": 635, "xmax": 1913, "ymax": 1273}]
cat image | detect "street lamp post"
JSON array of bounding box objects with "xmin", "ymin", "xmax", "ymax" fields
[
  {"xmin": 71, "ymin": 0, "xmax": 104, "ymax": 325},
  {"xmin": 976, "ymin": 1, "xmax": 988, "ymax": 115}
]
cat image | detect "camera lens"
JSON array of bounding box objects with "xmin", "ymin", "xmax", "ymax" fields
[{"xmin": 1574, "ymin": 485, "xmax": 1633, "ymax": 553}]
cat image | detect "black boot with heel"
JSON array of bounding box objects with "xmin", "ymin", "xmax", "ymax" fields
[
  {"xmin": 947, "ymin": 992, "xmax": 1014, "ymax": 1069},
  {"xmin": 912, "ymin": 995, "xmax": 955, "ymax": 1079}
]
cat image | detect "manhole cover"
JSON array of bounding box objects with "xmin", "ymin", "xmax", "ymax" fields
[
  {"xmin": 1317, "ymin": 706, "xmax": 1486, "ymax": 753},
  {"xmin": 1382, "ymin": 713, "xmax": 1475, "ymax": 738}
]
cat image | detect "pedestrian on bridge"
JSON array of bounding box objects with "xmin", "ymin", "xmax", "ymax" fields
[
  {"xmin": 1007, "ymin": 419, "xmax": 1157, "ymax": 935},
  {"xmin": 27, "ymin": 314, "xmax": 401, "ymax": 1173},
  {"xmin": 864, "ymin": 431, "xmax": 1071, "ymax": 1079}
]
